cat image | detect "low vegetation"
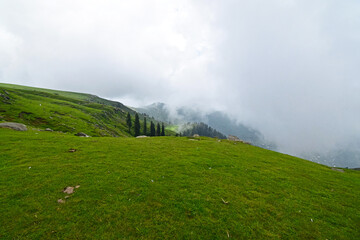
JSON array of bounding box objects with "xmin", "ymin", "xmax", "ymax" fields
[{"xmin": 1, "ymin": 128, "xmax": 359, "ymax": 239}]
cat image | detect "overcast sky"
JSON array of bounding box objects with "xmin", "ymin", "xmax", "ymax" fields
[{"xmin": 1, "ymin": 0, "xmax": 360, "ymax": 157}]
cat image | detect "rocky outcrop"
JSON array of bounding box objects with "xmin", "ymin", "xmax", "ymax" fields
[{"xmin": 0, "ymin": 122, "xmax": 27, "ymax": 131}]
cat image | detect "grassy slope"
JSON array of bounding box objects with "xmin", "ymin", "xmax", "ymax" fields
[
  {"xmin": 0, "ymin": 83, "xmax": 173, "ymax": 137},
  {"xmin": 1, "ymin": 128, "xmax": 359, "ymax": 239}
]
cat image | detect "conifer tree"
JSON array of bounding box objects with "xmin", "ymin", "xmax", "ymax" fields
[
  {"xmin": 156, "ymin": 123, "xmax": 161, "ymax": 136},
  {"xmin": 126, "ymin": 112, "xmax": 132, "ymax": 133},
  {"xmin": 134, "ymin": 113, "xmax": 140, "ymax": 137},
  {"xmin": 161, "ymin": 122, "xmax": 165, "ymax": 136},
  {"xmin": 143, "ymin": 117, "xmax": 147, "ymax": 135},
  {"xmin": 150, "ymin": 121, "xmax": 155, "ymax": 136}
]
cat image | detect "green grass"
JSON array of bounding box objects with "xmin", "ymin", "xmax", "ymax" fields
[
  {"xmin": 1, "ymin": 128, "xmax": 359, "ymax": 239},
  {"xmin": 0, "ymin": 83, "xmax": 92, "ymax": 101},
  {"xmin": 0, "ymin": 83, "xmax": 174, "ymax": 137}
]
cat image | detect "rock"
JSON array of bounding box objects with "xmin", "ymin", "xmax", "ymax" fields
[
  {"xmin": 68, "ymin": 149, "xmax": 76, "ymax": 152},
  {"xmin": 75, "ymin": 132, "xmax": 91, "ymax": 137},
  {"xmin": 193, "ymin": 134, "xmax": 200, "ymax": 137},
  {"xmin": 45, "ymin": 128, "xmax": 53, "ymax": 131},
  {"xmin": 227, "ymin": 135, "xmax": 251, "ymax": 144},
  {"xmin": 0, "ymin": 122, "xmax": 27, "ymax": 131},
  {"xmin": 75, "ymin": 185, "xmax": 80, "ymax": 189},
  {"xmin": 136, "ymin": 135, "xmax": 148, "ymax": 138},
  {"xmin": 228, "ymin": 135, "xmax": 241, "ymax": 141},
  {"xmin": 57, "ymin": 199, "xmax": 65, "ymax": 204},
  {"xmin": 331, "ymin": 168, "xmax": 344, "ymax": 173},
  {"xmin": 63, "ymin": 186, "xmax": 74, "ymax": 194}
]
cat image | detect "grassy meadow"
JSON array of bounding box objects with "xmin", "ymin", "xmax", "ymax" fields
[{"xmin": 1, "ymin": 128, "xmax": 359, "ymax": 239}]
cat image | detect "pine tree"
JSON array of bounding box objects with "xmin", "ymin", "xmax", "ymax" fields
[
  {"xmin": 126, "ymin": 112, "xmax": 132, "ymax": 134},
  {"xmin": 134, "ymin": 113, "xmax": 140, "ymax": 137},
  {"xmin": 150, "ymin": 121, "xmax": 155, "ymax": 136},
  {"xmin": 143, "ymin": 117, "xmax": 147, "ymax": 136},
  {"xmin": 161, "ymin": 122, "xmax": 165, "ymax": 136},
  {"xmin": 156, "ymin": 123, "xmax": 161, "ymax": 136}
]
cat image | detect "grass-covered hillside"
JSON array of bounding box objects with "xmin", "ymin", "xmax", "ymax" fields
[
  {"xmin": 1, "ymin": 128, "xmax": 359, "ymax": 239},
  {"xmin": 0, "ymin": 83, "xmax": 172, "ymax": 137}
]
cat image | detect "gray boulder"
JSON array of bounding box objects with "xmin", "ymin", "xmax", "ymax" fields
[
  {"xmin": 0, "ymin": 122, "xmax": 27, "ymax": 131},
  {"xmin": 136, "ymin": 135, "xmax": 148, "ymax": 138},
  {"xmin": 75, "ymin": 132, "xmax": 91, "ymax": 137}
]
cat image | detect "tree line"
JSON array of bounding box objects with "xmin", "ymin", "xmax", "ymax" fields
[
  {"xmin": 181, "ymin": 122, "xmax": 227, "ymax": 139},
  {"xmin": 126, "ymin": 112, "xmax": 165, "ymax": 137}
]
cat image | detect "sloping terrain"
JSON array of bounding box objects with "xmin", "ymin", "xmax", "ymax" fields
[
  {"xmin": 0, "ymin": 128, "xmax": 359, "ymax": 239},
  {"xmin": 0, "ymin": 83, "xmax": 170, "ymax": 137}
]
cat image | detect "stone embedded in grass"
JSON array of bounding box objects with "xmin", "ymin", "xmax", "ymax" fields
[
  {"xmin": 0, "ymin": 122, "xmax": 27, "ymax": 131},
  {"xmin": 75, "ymin": 132, "xmax": 91, "ymax": 137},
  {"xmin": 65, "ymin": 195, "xmax": 70, "ymax": 199},
  {"xmin": 68, "ymin": 149, "xmax": 76, "ymax": 152},
  {"xmin": 136, "ymin": 135, "xmax": 147, "ymax": 138},
  {"xmin": 331, "ymin": 168, "xmax": 344, "ymax": 172},
  {"xmin": 75, "ymin": 185, "xmax": 80, "ymax": 189},
  {"xmin": 57, "ymin": 199, "xmax": 65, "ymax": 204},
  {"xmin": 63, "ymin": 186, "xmax": 74, "ymax": 194}
]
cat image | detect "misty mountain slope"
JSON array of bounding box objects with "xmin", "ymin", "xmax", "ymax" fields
[
  {"xmin": 0, "ymin": 83, "xmax": 172, "ymax": 137},
  {"xmin": 180, "ymin": 122, "xmax": 227, "ymax": 139},
  {"xmin": 136, "ymin": 103, "xmax": 275, "ymax": 149},
  {"xmin": 1, "ymin": 128, "xmax": 359, "ymax": 239}
]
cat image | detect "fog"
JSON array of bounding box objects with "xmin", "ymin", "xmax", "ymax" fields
[{"xmin": 1, "ymin": 0, "xmax": 359, "ymax": 165}]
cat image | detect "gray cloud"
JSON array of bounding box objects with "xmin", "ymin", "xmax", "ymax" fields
[{"xmin": 1, "ymin": 0, "xmax": 359, "ymax": 163}]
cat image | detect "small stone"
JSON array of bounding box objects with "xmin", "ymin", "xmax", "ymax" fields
[
  {"xmin": 63, "ymin": 186, "xmax": 74, "ymax": 194},
  {"xmin": 57, "ymin": 199, "xmax": 65, "ymax": 204},
  {"xmin": 136, "ymin": 135, "xmax": 148, "ymax": 138},
  {"xmin": 75, "ymin": 185, "xmax": 80, "ymax": 189},
  {"xmin": 68, "ymin": 149, "xmax": 76, "ymax": 152},
  {"xmin": 64, "ymin": 195, "xmax": 70, "ymax": 199},
  {"xmin": 331, "ymin": 168, "xmax": 344, "ymax": 172}
]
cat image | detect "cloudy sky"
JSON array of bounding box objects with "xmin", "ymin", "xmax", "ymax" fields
[{"xmin": 1, "ymin": 0, "xmax": 360, "ymax": 159}]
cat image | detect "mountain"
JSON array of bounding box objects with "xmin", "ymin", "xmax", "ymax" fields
[
  {"xmin": 136, "ymin": 103, "xmax": 276, "ymax": 149},
  {"xmin": 0, "ymin": 83, "xmax": 174, "ymax": 137}
]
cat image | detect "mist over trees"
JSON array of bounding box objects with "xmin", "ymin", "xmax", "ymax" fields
[{"xmin": 181, "ymin": 122, "xmax": 227, "ymax": 139}]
